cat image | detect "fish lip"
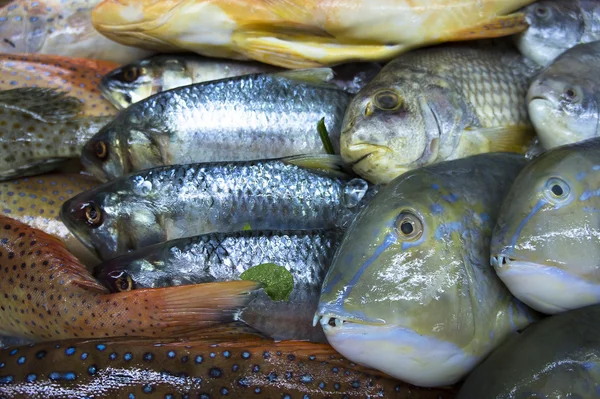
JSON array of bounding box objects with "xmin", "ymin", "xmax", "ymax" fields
[
  {"xmin": 344, "ymin": 143, "xmax": 392, "ymax": 166},
  {"xmin": 313, "ymin": 306, "xmax": 387, "ymax": 330},
  {"xmin": 490, "ymin": 253, "xmax": 523, "ymax": 269},
  {"xmin": 98, "ymin": 80, "xmax": 127, "ymax": 111}
]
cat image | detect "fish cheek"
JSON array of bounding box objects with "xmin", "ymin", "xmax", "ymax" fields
[
  {"xmin": 127, "ymin": 207, "xmax": 166, "ymax": 251},
  {"xmin": 127, "ymin": 129, "xmax": 164, "ymax": 171}
]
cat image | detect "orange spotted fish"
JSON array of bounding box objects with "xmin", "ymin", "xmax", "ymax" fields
[
  {"xmin": 0, "ymin": 173, "xmax": 101, "ymax": 267},
  {"xmin": 0, "ymin": 335, "xmax": 459, "ymax": 398},
  {"xmin": 0, "ymin": 53, "xmax": 118, "ymax": 117},
  {"xmin": 0, "ymin": 215, "xmax": 259, "ymax": 342}
]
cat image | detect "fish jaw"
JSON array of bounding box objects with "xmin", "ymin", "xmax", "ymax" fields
[
  {"xmin": 341, "ymin": 141, "xmax": 396, "ymax": 184},
  {"xmin": 315, "ymin": 315, "xmax": 478, "ymax": 388},
  {"xmin": 491, "ymin": 256, "xmax": 600, "ymax": 315}
]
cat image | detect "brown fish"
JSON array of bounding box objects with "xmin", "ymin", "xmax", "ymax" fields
[
  {"xmin": 0, "ymin": 334, "xmax": 459, "ymax": 398},
  {"xmin": 0, "ymin": 215, "xmax": 258, "ymax": 342},
  {"xmin": 0, "ymin": 173, "xmax": 101, "ymax": 267}
]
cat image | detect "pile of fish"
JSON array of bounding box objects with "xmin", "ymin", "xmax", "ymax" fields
[{"xmin": 0, "ymin": 0, "xmax": 600, "ymax": 397}]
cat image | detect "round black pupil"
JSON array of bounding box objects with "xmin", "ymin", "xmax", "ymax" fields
[
  {"xmin": 566, "ymin": 89, "xmax": 575, "ymax": 98},
  {"xmin": 120, "ymin": 278, "xmax": 129, "ymax": 290},
  {"xmin": 96, "ymin": 143, "xmax": 103, "ymax": 154},
  {"xmin": 536, "ymin": 6, "xmax": 547, "ymax": 16},
  {"xmin": 88, "ymin": 207, "xmax": 97, "ymax": 219},
  {"xmin": 378, "ymin": 94, "xmax": 397, "ymax": 109},
  {"xmin": 551, "ymin": 184, "xmax": 564, "ymax": 196},
  {"xmin": 401, "ymin": 221, "xmax": 414, "ymax": 235}
]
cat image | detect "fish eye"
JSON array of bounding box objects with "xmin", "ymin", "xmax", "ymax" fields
[
  {"xmin": 95, "ymin": 141, "xmax": 108, "ymax": 159},
  {"xmin": 115, "ymin": 273, "xmax": 134, "ymax": 292},
  {"xmin": 373, "ymin": 89, "xmax": 401, "ymax": 111},
  {"xmin": 534, "ymin": 5, "xmax": 551, "ymax": 19},
  {"xmin": 123, "ymin": 67, "xmax": 140, "ymax": 82},
  {"xmin": 545, "ymin": 177, "xmax": 570, "ymax": 201},
  {"xmin": 563, "ymin": 87, "xmax": 580, "ymax": 103},
  {"xmin": 83, "ymin": 202, "xmax": 103, "ymax": 227},
  {"xmin": 395, "ymin": 211, "xmax": 423, "ymax": 241}
]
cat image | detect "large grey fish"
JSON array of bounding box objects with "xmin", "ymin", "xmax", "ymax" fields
[
  {"xmin": 0, "ymin": 88, "xmax": 111, "ymax": 181},
  {"xmin": 515, "ymin": 0, "xmax": 600, "ymax": 66},
  {"xmin": 61, "ymin": 155, "xmax": 377, "ymax": 260},
  {"xmin": 82, "ymin": 68, "xmax": 352, "ymax": 181},
  {"xmin": 528, "ymin": 41, "xmax": 600, "ymax": 150},
  {"xmin": 94, "ymin": 229, "xmax": 342, "ymax": 343},
  {"xmin": 457, "ymin": 304, "xmax": 600, "ymax": 399},
  {"xmin": 314, "ymin": 153, "xmax": 540, "ymax": 388},
  {"xmin": 341, "ymin": 44, "xmax": 540, "ymax": 184},
  {"xmin": 491, "ymin": 138, "xmax": 600, "ymax": 315}
]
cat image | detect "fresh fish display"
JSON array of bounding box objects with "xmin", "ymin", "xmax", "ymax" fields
[
  {"xmin": 94, "ymin": 229, "xmax": 343, "ymax": 342},
  {"xmin": 457, "ymin": 304, "xmax": 600, "ymax": 399},
  {"xmin": 100, "ymin": 54, "xmax": 382, "ymax": 109},
  {"xmin": 315, "ymin": 153, "xmax": 540, "ymax": 387},
  {"xmin": 0, "ymin": 53, "xmax": 118, "ymax": 117},
  {"xmin": 341, "ymin": 45, "xmax": 539, "ymax": 184},
  {"xmin": 516, "ymin": 0, "xmax": 600, "ymax": 66},
  {"xmin": 91, "ymin": 0, "xmax": 534, "ymax": 69},
  {"xmin": 527, "ymin": 41, "xmax": 600, "ymax": 150},
  {"xmin": 0, "ymin": 87, "xmax": 112, "ymax": 181},
  {"xmin": 0, "ymin": 335, "xmax": 458, "ymax": 398},
  {"xmin": 0, "ymin": 173, "xmax": 100, "ymax": 267},
  {"xmin": 82, "ymin": 69, "xmax": 352, "ymax": 181},
  {"xmin": 491, "ymin": 138, "xmax": 600, "ymax": 314},
  {"xmin": 0, "ymin": 0, "xmax": 153, "ymax": 63},
  {"xmin": 0, "ymin": 215, "xmax": 258, "ymax": 341},
  {"xmin": 61, "ymin": 155, "xmax": 377, "ymax": 260}
]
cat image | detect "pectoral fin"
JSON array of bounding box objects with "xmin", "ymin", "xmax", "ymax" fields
[
  {"xmin": 0, "ymin": 88, "xmax": 82, "ymax": 122},
  {"xmin": 469, "ymin": 125, "xmax": 536, "ymax": 153},
  {"xmin": 441, "ymin": 13, "xmax": 529, "ymax": 42},
  {"xmin": 282, "ymin": 154, "xmax": 354, "ymax": 178}
]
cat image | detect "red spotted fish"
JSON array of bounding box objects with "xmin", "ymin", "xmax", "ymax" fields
[{"xmin": 0, "ymin": 215, "xmax": 258, "ymax": 342}]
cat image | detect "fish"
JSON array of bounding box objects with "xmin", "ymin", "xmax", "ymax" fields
[
  {"xmin": 91, "ymin": 0, "xmax": 535, "ymax": 69},
  {"xmin": 0, "ymin": 173, "xmax": 101, "ymax": 267},
  {"xmin": 527, "ymin": 41, "xmax": 600, "ymax": 150},
  {"xmin": 341, "ymin": 44, "xmax": 540, "ymax": 184},
  {"xmin": 0, "ymin": 0, "xmax": 153, "ymax": 64},
  {"xmin": 0, "ymin": 214, "xmax": 259, "ymax": 342},
  {"xmin": 61, "ymin": 155, "xmax": 377, "ymax": 260},
  {"xmin": 94, "ymin": 229, "xmax": 343, "ymax": 342},
  {"xmin": 456, "ymin": 304, "xmax": 600, "ymax": 399},
  {"xmin": 0, "ymin": 335, "xmax": 459, "ymax": 398},
  {"xmin": 0, "ymin": 87, "xmax": 112, "ymax": 181},
  {"xmin": 81, "ymin": 68, "xmax": 352, "ymax": 181},
  {"xmin": 99, "ymin": 53, "xmax": 382, "ymax": 110},
  {"xmin": 314, "ymin": 153, "xmax": 540, "ymax": 388},
  {"xmin": 515, "ymin": 0, "xmax": 600, "ymax": 66},
  {"xmin": 491, "ymin": 138, "xmax": 600, "ymax": 315},
  {"xmin": 0, "ymin": 53, "xmax": 118, "ymax": 117}
]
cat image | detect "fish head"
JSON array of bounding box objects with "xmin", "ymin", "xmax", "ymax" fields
[
  {"xmin": 93, "ymin": 256, "xmax": 138, "ymax": 293},
  {"xmin": 315, "ymin": 170, "xmax": 501, "ymax": 387},
  {"xmin": 515, "ymin": 1, "xmax": 584, "ymax": 66},
  {"xmin": 527, "ymin": 50, "xmax": 599, "ymax": 149},
  {"xmin": 491, "ymin": 141, "xmax": 600, "ymax": 313},
  {"xmin": 100, "ymin": 55, "xmax": 193, "ymax": 109},
  {"xmin": 341, "ymin": 75, "xmax": 462, "ymax": 184}
]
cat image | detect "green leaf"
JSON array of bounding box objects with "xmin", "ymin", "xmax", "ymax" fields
[
  {"xmin": 317, "ymin": 117, "xmax": 335, "ymax": 155},
  {"xmin": 240, "ymin": 263, "xmax": 294, "ymax": 302}
]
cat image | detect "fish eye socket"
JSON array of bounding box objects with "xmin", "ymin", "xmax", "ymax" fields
[
  {"xmin": 84, "ymin": 202, "xmax": 102, "ymax": 227},
  {"xmin": 534, "ymin": 5, "xmax": 551, "ymax": 19},
  {"xmin": 115, "ymin": 273, "xmax": 134, "ymax": 292},
  {"xmin": 563, "ymin": 87, "xmax": 580, "ymax": 103},
  {"xmin": 395, "ymin": 211, "xmax": 423, "ymax": 241},
  {"xmin": 373, "ymin": 89, "xmax": 401, "ymax": 111},
  {"xmin": 95, "ymin": 141, "xmax": 108, "ymax": 159},
  {"xmin": 123, "ymin": 67, "xmax": 139, "ymax": 82},
  {"xmin": 545, "ymin": 177, "xmax": 570, "ymax": 201}
]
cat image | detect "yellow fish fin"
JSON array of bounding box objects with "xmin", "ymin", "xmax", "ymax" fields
[
  {"xmin": 276, "ymin": 67, "xmax": 335, "ymax": 85},
  {"xmin": 470, "ymin": 125, "xmax": 536, "ymax": 153},
  {"xmin": 440, "ymin": 13, "xmax": 529, "ymax": 42},
  {"xmin": 258, "ymin": 0, "xmax": 316, "ymax": 22},
  {"xmin": 282, "ymin": 154, "xmax": 354, "ymax": 178}
]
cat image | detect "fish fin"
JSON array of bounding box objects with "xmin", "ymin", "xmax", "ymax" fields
[
  {"xmin": 0, "ymin": 88, "xmax": 82, "ymax": 123},
  {"xmin": 440, "ymin": 13, "xmax": 529, "ymax": 41},
  {"xmin": 275, "ymin": 67, "xmax": 336, "ymax": 86},
  {"xmin": 468, "ymin": 125, "xmax": 536, "ymax": 153},
  {"xmin": 259, "ymin": 0, "xmax": 316, "ymax": 22},
  {"xmin": 113, "ymin": 281, "xmax": 261, "ymax": 336},
  {"xmin": 0, "ymin": 157, "xmax": 73, "ymax": 182},
  {"xmin": 282, "ymin": 154, "xmax": 354, "ymax": 178}
]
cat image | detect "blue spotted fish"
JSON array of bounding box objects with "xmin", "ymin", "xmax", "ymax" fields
[
  {"xmin": 314, "ymin": 153, "xmax": 541, "ymax": 388},
  {"xmin": 0, "ymin": 333, "xmax": 458, "ymax": 398},
  {"xmin": 491, "ymin": 137, "xmax": 600, "ymax": 315}
]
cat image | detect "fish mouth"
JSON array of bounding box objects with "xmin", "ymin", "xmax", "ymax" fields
[
  {"xmin": 343, "ymin": 143, "xmax": 392, "ymax": 166},
  {"xmin": 98, "ymin": 80, "xmax": 129, "ymax": 111}
]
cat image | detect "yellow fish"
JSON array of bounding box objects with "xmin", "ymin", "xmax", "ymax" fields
[{"xmin": 92, "ymin": 0, "xmax": 536, "ymax": 69}]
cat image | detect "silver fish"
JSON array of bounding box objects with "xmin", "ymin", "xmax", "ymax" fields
[
  {"xmin": 61, "ymin": 155, "xmax": 377, "ymax": 260},
  {"xmin": 82, "ymin": 68, "xmax": 352, "ymax": 181},
  {"xmin": 94, "ymin": 229, "xmax": 343, "ymax": 342}
]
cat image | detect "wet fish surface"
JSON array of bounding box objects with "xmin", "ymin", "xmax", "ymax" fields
[
  {"xmin": 341, "ymin": 45, "xmax": 540, "ymax": 184},
  {"xmin": 82, "ymin": 69, "xmax": 352, "ymax": 181},
  {"xmin": 315, "ymin": 153, "xmax": 540, "ymax": 387},
  {"xmin": 516, "ymin": 0, "xmax": 600, "ymax": 66},
  {"xmin": 457, "ymin": 304, "xmax": 600, "ymax": 399},
  {"xmin": 527, "ymin": 41, "xmax": 600, "ymax": 149},
  {"xmin": 491, "ymin": 137, "xmax": 600, "ymax": 314},
  {"xmin": 0, "ymin": 215, "xmax": 258, "ymax": 342},
  {"xmin": 61, "ymin": 156, "xmax": 377, "ymax": 260},
  {"xmin": 0, "ymin": 335, "xmax": 458, "ymax": 398},
  {"xmin": 0, "ymin": 173, "xmax": 100, "ymax": 267},
  {"xmin": 94, "ymin": 229, "xmax": 343, "ymax": 342}
]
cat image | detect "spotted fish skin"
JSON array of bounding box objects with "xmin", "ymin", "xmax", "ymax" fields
[
  {"xmin": 0, "ymin": 215, "xmax": 259, "ymax": 342},
  {"xmin": 0, "ymin": 53, "xmax": 118, "ymax": 117},
  {"xmin": 0, "ymin": 173, "xmax": 100, "ymax": 267},
  {"xmin": 0, "ymin": 336, "xmax": 458, "ymax": 398}
]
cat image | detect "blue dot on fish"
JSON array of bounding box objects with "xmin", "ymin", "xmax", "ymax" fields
[
  {"xmin": 26, "ymin": 373, "xmax": 36, "ymax": 382},
  {"xmin": 220, "ymin": 387, "xmax": 229, "ymax": 395},
  {"xmin": 35, "ymin": 351, "xmax": 46, "ymax": 359},
  {"xmin": 300, "ymin": 374, "xmax": 313, "ymax": 383},
  {"xmin": 9, "ymin": 349, "xmax": 18, "ymax": 356},
  {"xmin": 195, "ymin": 355, "xmax": 203, "ymax": 364},
  {"xmin": 128, "ymin": 394, "xmax": 135, "ymax": 399},
  {"xmin": 124, "ymin": 353, "xmax": 132, "ymax": 361},
  {"xmin": 88, "ymin": 365, "xmax": 97, "ymax": 375},
  {"xmin": 65, "ymin": 347, "xmax": 75, "ymax": 356},
  {"xmin": 109, "ymin": 353, "xmax": 117, "ymax": 360},
  {"xmin": 223, "ymin": 351, "xmax": 230, "ymax": 358},
  {"xmin": 0, "ymin": 376, "xmax": 13, "ymax": 384},
  {"xmin": 96, "ymin": 344, "xmax": 106, "ymax": 351},
  {"xmin": 167, "ymin": 351, "xmax": 176, "ymax": 359},
  {"xmin": 80, "ymin": 353, "xmax": 88, "ymax": 360},
  {"xmin": 143, "ymin": 352, "xmax": 153, "ymax": 361},
  {"xmin": 232, "ymin": 364, "xmax": 239, "ymax": 372},
  {"xmin": 17, "ymin": 356, "xmax": 25, "ymax": 364},
  {"xmin": 255, "ymin": 388, "xmax": 262, "ymax": 394},
  {"xmin": 242, "ymin": 351, "xmax": 250, "ymax": 359},
  {"xmin": 143, "ymin": 384, "xmax": 153, "ymax": 393},
  {"xmin": 210, "ymin": 352, "xmax": 215, "ymax": 358}
]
